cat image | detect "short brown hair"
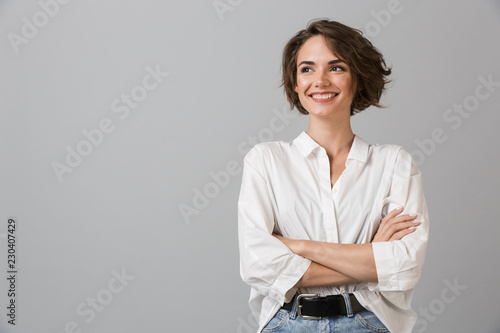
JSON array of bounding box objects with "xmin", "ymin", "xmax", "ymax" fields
[{"xmin": 281, "ymin": 19, "xmax": 392, "ymax": 115}]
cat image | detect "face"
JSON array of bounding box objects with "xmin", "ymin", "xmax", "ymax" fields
[{"xmin": 294, "ymin": 35, "xmax": 355, "ymax": 117}]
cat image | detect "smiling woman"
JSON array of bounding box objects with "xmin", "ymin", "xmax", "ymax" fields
[
  {"xmin": 237, "ymin": 19, "xmax": 429, "ymax": 333},
  {"xmin": 281, "ymin": 20, "xmax": 392, "ymax": 116},
  {"xmin": 294, "ymin": 36, "xmax": 355, "ymax": 120}
]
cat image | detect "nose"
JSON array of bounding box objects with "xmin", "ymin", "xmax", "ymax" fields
[{"xmin": 315, "ymin": 70, "xmax": 330, "ymax": 88}]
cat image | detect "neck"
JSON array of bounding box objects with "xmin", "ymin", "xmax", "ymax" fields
[{"xmin": 306, "ymin": 112, "xmax": 354, "ymax": 157}]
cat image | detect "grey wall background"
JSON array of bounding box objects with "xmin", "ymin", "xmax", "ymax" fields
[{"xmin": 1, "ymin": 0, "xmax": 499, "ymax": 332}]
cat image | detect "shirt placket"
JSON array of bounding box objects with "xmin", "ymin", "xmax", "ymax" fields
[{"xmin": 316, "ymin": 147, "xmax": 339, "ymax": 243}]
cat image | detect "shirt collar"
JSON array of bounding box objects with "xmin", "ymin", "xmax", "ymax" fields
[{"xmin": 293, "ymin": 130, "xmax": 369, "ymax": 163}]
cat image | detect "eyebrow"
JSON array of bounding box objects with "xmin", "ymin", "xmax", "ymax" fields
[{"xmin": 297, "ymin": 59, "xmax": 346, "ymax": 67}]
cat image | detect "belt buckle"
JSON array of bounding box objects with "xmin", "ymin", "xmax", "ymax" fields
[{"xmin": 296, "ymin": 294, "xmax": 321, "ymax": 320}]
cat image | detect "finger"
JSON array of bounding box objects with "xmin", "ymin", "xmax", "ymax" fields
[
  {"xmin": 387, "ymin": 213, "xmax": 419, "ymax": 225},
  {"xmin": 389, "ymin": 227, "xmax": 416, "ymax": 241},
  {"xmin": 379, "ymin": 213, "xmax": 417, "ymax": 238},
  {"xmin": 386, "ymin": 206, "xmax": 405, "ymax": 219},
  {"xmin": 385, "ymin": 220, "xmax": 420, "ymax": 236},
  {"xmin": 404, "ymin": 220, "xmax": 421, "ymax": 229},
  {"xmin": 380, "ymin": 213, "xmax": 412, "ymax": 234},
  {"xmin": 381, "ymin": 206, "xmax": 404, "ymax": 224}
]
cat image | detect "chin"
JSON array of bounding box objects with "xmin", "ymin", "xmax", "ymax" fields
[{"xmin": 307, "ymin": 106, "xmax": 342, "ymax": 117}]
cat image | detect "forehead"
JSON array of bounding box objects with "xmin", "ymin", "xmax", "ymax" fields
[{"xmin": 297, "ymin": 35, "xmax": 340, "ymax": 62}]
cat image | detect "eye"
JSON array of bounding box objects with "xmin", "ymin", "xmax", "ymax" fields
[
  {"xmin": 331, "ymin": 66, "xmax": 345, "ymax": 72},
  {"xmin": 300, "ymin": 67, "xmax": 312, "ymax": 73}
]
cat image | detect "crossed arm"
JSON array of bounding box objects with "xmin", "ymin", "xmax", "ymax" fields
[{"xmin": 273, "ymin": 206, "xmax": 421, "ymax": 288}]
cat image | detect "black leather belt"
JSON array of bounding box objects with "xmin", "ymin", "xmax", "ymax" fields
[{"xmin": 282, "ymin": 293, "xmax": 365, "ymax": 319}]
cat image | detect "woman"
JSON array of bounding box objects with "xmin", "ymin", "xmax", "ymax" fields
[{"xmin": 238, "ymin": 19, "xmax": 429, "ymax": 333}]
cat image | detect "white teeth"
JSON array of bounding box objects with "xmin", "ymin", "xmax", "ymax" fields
[{"xmin": 312, "ymin": 93, "xmax": 337, "ymax": 99}]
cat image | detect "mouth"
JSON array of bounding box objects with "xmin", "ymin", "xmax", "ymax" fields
[{"xmin": 309, "ymin": 92, "xmax": 339, "ymax": 102}]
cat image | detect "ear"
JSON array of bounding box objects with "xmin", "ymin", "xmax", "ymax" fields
[{"xmin": 294, "ymin": 85, "xmax": 298, "ymax": 93}]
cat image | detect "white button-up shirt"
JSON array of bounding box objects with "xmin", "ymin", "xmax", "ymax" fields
[{"xmin": 238, "ymin": 130, "xmax": 429, "ymax": 333}]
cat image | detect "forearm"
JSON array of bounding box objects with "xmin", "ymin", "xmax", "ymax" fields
[
  {"xmin": 296, "ymin": 207, "xmax": 422, "ymax": 283},
  {"xmin": 297, "ymin": 241, "xmax": 378, "ymax": 283},
  {"xmin": 295, "ymin": 261, "xmax": 360, "ymax": 288}
]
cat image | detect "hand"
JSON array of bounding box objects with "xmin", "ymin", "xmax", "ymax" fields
[
  {"xmin": 273, "ymin": 233, "xmax": 302, "ymax": 254},
  {"xmin": 372, "ymin": 207, "xmax": 420, "ymax": 242}
]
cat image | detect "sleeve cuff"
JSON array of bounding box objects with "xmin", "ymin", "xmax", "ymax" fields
[
  {"xmin": 368, "ymin": 241, "xmax": 399, "ymax": 291},
  {"xmin": 269, "ymin": 255, "xmax": 311, "ymax": 304}
]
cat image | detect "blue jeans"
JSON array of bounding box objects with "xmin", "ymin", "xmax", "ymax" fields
[{"xmin": 262, "ymin": 294, "xmax": 389, "ymax": 333}]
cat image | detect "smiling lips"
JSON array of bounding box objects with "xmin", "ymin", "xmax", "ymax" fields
[{"xmin": 310, "ymin": 92, "xmax": 339, "ymax": 102}]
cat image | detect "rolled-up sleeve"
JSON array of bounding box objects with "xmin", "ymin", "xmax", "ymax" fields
[
  {"xmin": 238, "ymin": 146, "xmax": 311, "ymax": 304},
  {"xmin": 369, "ymin": 147, "xmax": 430, "ymax": 292}
]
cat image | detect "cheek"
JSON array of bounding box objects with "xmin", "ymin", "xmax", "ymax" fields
[
  {"xmin": 295, "ymin": 78, "xmax": 307, "ymax": 94},
  {"xmin": 344, "ymin": 75, "xmax": 354, "ymax": 91},
  {"xmin": 336, "ymin": 77, "xmax": 354, "ymax": 96}
]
